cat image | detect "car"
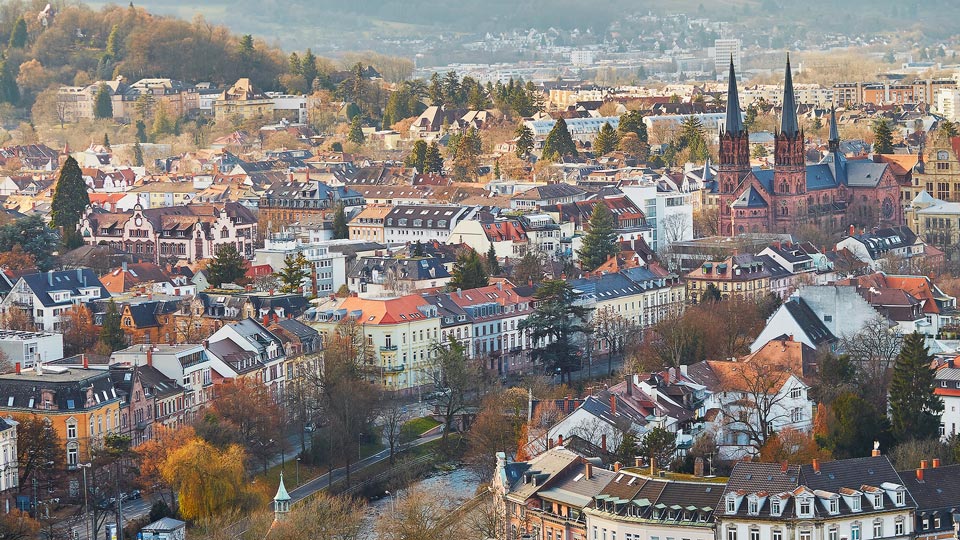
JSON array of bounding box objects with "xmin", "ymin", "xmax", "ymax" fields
[{"xmin": 124, "ymin": 490, "xmax": 141, "ymax": 501}]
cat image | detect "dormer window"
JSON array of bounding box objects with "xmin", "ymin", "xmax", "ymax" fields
[
  {"xmin": 798, "ymin": 497, "xmax": 812, "ymax": 517},
  {"xmin": 829, "ymin": 499, "xmax": 839, "ymax": 514},
  {"xmin": 873, "ymin": 494, "xmax": 882, "ymax": 509},
  {"xmin": 726, "ymin": 496, "xmax": 737, "ymax": 514},
  {"xmin": 748, "ymin": 499, "xmax": 759, "ymax": 515},
  {"xmin": 851, "ymin": 497, "xmax": 861, "ymax": 512},
  {"xmin": 771, "ymin": 499, "xmax": 781, "ymax": 516},
  {"xmin": 895, "ymin": 490, "xmax": 904, "ymax": 506}
]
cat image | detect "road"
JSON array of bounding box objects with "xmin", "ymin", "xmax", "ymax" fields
[{"xmin": 58, "ymin": 495, "xmax": 153, "ymax": 540}]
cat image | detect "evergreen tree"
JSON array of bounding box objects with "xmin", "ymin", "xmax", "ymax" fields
[
  {"xmin": 238, "ymin": 34, "xmax": 255, "ymax": 73},
  {"xmin": 206, "ymin": 244, "xmax": 247, "ymax": 287},
  {"xmin": 102, "ymin": 133, "xmax": 110, "ymax": 149},
  {"xmin": 541, "ymin": 117, "xmax": 577, "ymax": 161},
  {"xmin": 135, "ymin": 120, "xmax": 148, "ymax": 143},
  {"xmin": 332, "ymin": 204, "xmax": 349, "ymax": 239},
  {"xmin": 493, "ymin": 160, "xmax": 501, "ymax": 179},
  {"xmin": 276, "ymin": 253, "xmax": 310, "ymax": 294},
  {"xmin": 873, "ymin": 119, "xmax": 894, "ymax": 154},
  {"xmin": 98, "ymin": 300, "xmax": 126, "ymax": 353},
  {"xmin": 405, "ymin": 139, "xmax": 428, "ymax": 172},
  {"xmin": 593, "ymin": 122, "xmax": 619, "ymax": 156},
  {"xmin": 105, "ymin": 24, "xmax": 121, "ymax": 58},
  {"xmin": 348, "ymin": 115, "xmax": 365, "ymax": 145},
  {"xmin": 940, "ymin": 120, "xmax": 959, "ymax": 138},
  {"xmin": 300, "ymin": 49, "xmax": 318, "ymax": 90},
  {"xmin": 448, "ymin": 249, "xmax": 489, "ymax": 290},
  {"xmin": 0, "ymin": 57, "xmax": 19, "ymax": 105},
  {"xmin": 331, "ymin": 142, "xmax": 343, "ymax": 152},
  {"xmin": 485, "ymin": 244, "xmax": 501, "ymax": 275},
  {"xmin": 451, "ymin": 127, "xmax": 482, "ymax": 181},
  {"xmin": 151, "ymin": 103, "xmax": 174, "ymax": 139},
  {"xmin": 425, "ymin": 142, "xmax": 444, "ymax": 173},
  {"xmin": 133, "ymin": 141, "xmax": 144, "ymax": 167},
  {"xmin": 617, "ymin": 110, "xmax": 648, "ymax": 143},
  {"xmin": 577, "ymin": 203, "xmax": 619, "ymax": 271},
  {"xmin": 518, "ymin": 280, "xmax": 589, "ymax": 383},
  {"xmin": 50, "ymin": 157, "xmax": 89, "ymax": 230},
  {"xmin": 8, "ymin": 16, "xmax": 27, "ymax": 49},
  {"xmin": 514, "ymin": 124, "xmax": 534, "ymax": 159},
  {"xmin": 675, "ymin": 116, "xmax": 709, "ymax": 162},
  {"xmin": 94, "ymin": 84, "xmax": 113, "ymax": 119},
  {"xmin": 889, "ymin": 332, "xmax": 943, "ymax": 442}
]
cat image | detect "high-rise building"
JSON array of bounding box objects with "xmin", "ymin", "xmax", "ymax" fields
[{"xmin": 714, "ymin": 39, "xmax": 741, "ymax": 80}]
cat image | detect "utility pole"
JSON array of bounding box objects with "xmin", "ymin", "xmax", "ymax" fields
[{"xmin": 80, "ymin": 463, "xmax": 92, "ymax": 540}]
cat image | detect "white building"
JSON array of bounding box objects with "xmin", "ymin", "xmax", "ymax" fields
[
  {"xmin": 935, "ymin": 359, "xmax": 960, "ymax": 439},
  {"xmin": 384, "ymin": 204, "xmax": 479, "ymax": 245},
  {"xmin": 0, "ymin": 270, "xmax": 111, "ymax": 333},
  {"xmin": 206, "ymin": 318, "xmax": 287, "ymax": 398},
  {"xmin": 0, "ymin": 331, "xmax": 63, "ymax": 369},
  {"xmin": 620, "ymin": 182, "xmax": 695, "ymax": 251},
  {"xmin": 570, "ymin": 50, "xmax": 596, "ymax": 67},
  {"xmin": 0, "ymin": 417, "xmax": 17, "ymax": 513},
  {"xmin": 254, "ymin": 234, "xmax": 351, "ymax": 295},
  {"xmin": 265, "ymin": 93, "xmax": 308, "ymax": 123},
  {"xmin": 935, "ymin": 88, "xmax": 960, "ymax": 122},
  {"xmin": 714, "ymin": 39, "xmax": 741, "ymax": 80}
]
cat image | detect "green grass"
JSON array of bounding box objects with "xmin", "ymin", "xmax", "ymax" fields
[{"xmin": 403, "ymin": 416, "xmax": 442, "ymax": 435}]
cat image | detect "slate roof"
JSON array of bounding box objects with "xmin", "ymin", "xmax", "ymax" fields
[
  {"xmin": 505, "ymin": 447, "xmax": 583, "ymax": 503},
  {"xmin": 783, "ymin": 297, "xmax": 837, "ymax": 346},
  {"xmin": 732, "ymin": 185, "xmax": 768, "ymax": 208},
  {"xmin": 0, "ymin": 368, "xmax": 120, "ymax": 411},
  {"xmin": 19, "ymin": 269, "xmax": 110, "ymax": 307},
  {"xmin": 274, "ymin": 318, "xmax": 318, "ymax": 340},
  {"xmin": 898, "ymin": 464, "xmax": 960, "ymax": 515}
]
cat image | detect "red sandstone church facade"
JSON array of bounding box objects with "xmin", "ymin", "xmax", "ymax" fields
[{"xmin": 717, "ymin": 58, "xmax": 902, "ymax": 236}]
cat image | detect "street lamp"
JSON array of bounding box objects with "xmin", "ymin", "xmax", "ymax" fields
[
  {"xmin": 295, "ymin": 457, "xmax": 300, "ymax": 487},
  {"xmin": 78, "ymin": 463, "xmax": 92, "ymax": 540}
]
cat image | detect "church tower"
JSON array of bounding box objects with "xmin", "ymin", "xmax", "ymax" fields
[
  {"xmin": 273, "ymin": 472, "xmax": 291, "ymax": 522},
  {"xmin": 772, "ymin": 55, "xmax": 806, "ymax": 228},
  {"xmin": 717, "ymin": 57, "xmax": 750, "ymax": 235}
]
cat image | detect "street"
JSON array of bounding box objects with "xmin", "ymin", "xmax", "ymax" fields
[{"xmin": 57, "ymin": 495, "xmax": 154, "ymax": 540}]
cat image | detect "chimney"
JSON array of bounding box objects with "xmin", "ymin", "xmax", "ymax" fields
[
  {"xmin": 626, "ymin": 378, "xmax": 633, "ymax": 397},
  {"xmin": 558, "ymin": 434, "xmax": 563, "ymax": 447},
  {"xmin": 610, "ymin": 394, "xmax": 617, "ymax": 416},
  {"xmin": 82, "ymin": 354, "xmax": 88, "ymax": 369},
  {"xmin": 146, "ymin": 348, "xmax": 153, "ymax": 367},
  {"xmin": 14, "ymin": 362, "xmax": 19, "ymax": 374},
  {"xmin": 614, "ymin": 462, "xmax": 622, "ymax": 472},
  {"xmin": 849, "ymin": 224, "xmax": 855, "ymax": 236},
  {"xmin": 650, "ymin": 457, "xmax": 657, "ymax": 476},
  {"xmin": 203, "ymin": 340, "xmax": 210, "ymax": 349},
  {"xmin": 920, "ymin": 459, "xmax": 929, "ymax": 469},
  {"xmin": 932, "ymin": 458, "xmax": 941, "ymax": 468},
  {"xmin": 47, "ymin": 270, "xmax": 53, "ymax": 286},
  {"xmin": 694, "ymin": 457, "xmax": 705, "ymax": 477},
  {"xmin": 457, "ymin": 288, "xmax": 462, "ymax": 298},
  {"xmin": 635, "ymin": 457, "xmax": 643, "ymax": 467},
  {"xmin": 813, "ymin": 459, "xmax": 820, "ymax": 474},
  {"xmin": 496, "ymin": 281, "xmax": 503, "ymax": 291},
  {"xmin": 564, "ymin": 395, "xmax": 570, "ymax": 412},
  {"xmin": 584, "ymin": 462, "xmax": 593, "ymax": 480},
  {"xmin": 781, "ymin": 460, "xmax": 789, "ymax": 473},
  {"xmin": 601, "ymin": 433, "xmax": 607, "ymax": 452},
  {"xmin": 872, "ymin": 441, "xmax": 881, "ymax": 457},
  {"xmin": 916, "ymin": 467, "xmax": 924, "ymax": 482}
]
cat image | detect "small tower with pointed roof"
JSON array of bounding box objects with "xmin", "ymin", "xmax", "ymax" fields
[
  {"xmin": 273, "ymin": 472, "xmax": 291, "ymax": 522},
  {"xmin": 717, "ymin": 56, "xmax": 751, "ymax": 235},
  {"xmin": 772, "ymin": 55, "xmax": 807, "ymax": 229}
]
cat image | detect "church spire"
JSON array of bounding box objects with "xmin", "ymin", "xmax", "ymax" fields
[
  {"xmin": 273, "ymin": 472, "xmax": 291, "ymax": 522},
  {"xmin": 780, "ymin": 54, "xmax": 799, "ymax": 138},
  {"xmin": 828, "ymin": 106, "xmax": 840, "ymax": 153},
  {"xmin": 724, "ymin": 55, "xmax": 744, "ymax": 136}
]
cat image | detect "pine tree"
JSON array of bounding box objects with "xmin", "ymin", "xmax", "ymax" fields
[
  {"xmin": 452, "ymin": 127, "xmax": 481, "ymax": 181},
  {"xmin": 577, "ymin": 202, "xmax": 619, "ymax": 271},
  {"xmin": 103, "ymin": 133, "xmax": 111, "ymax": 149},
  {"xmin": 541, "ymin": 117, "xmax": 577, "ymax": 161},
  {"xmin": 135, "ymin": 120, "xmax": 148, "ymax": 143},
  {"xmin": 873, "ymin": 119, "xmax": 894, "ymax": 154},
  {"xmin": 105, "ymin": 24, "xmax": 121, "ymax": 58},
  {"xmin": 206, "ymin": 244, "xmax": 247, "ymax": 287},
  {"xmin": 889, "ymin": 332, "xmax": 943, "ymax": 442},
  {"xmin": 276, "ymin": 253, "xmax": 310, "ymax": 294},
  {"xmin": 485, "ymin": 244, "xmax": 501, "ymax": 275},
  {"xmin": 94, "ymin": 84, "xmax": 113, "ymax": 119},
  {"xmin": 8, "ymin": 16, "xmax": 27, "ymax": 49},
  {"xmin": 133, "ymin": 141, "xmax": 144, "ymax": 167},
  {"xmin": 405, "ymin": 139, "xmax": 427, "ymax": 172},
  {"xmin": 98, "ymin": 300, "xmax": 127, "ymax": 353},
  {"xmin": 617, "ymin": 110, "xmax": 648, "ymax": 143},
  {"xmin": 300, "ymin": 49, "xmax": 318, "ymax": 90},
  {"xmin": 425, "ymin": 142, "xmax": 444, "ymax": 173},
  {"xmin": 348, "ymin": 116, "xmax": 365, "ymax": 145},
  {"xmin": 941, "ymin": 120, "xmax": 960, "ymax": 138},
  {"xmin": 514, "ymin": 124, "xmax": 534, "ymax": 159},
  {"xmin": 493, "ymin": 160, "xmax": 501, "ymax": 179},
  {"xmin": 518, "ymin": 279, "xmax": 589, "ymax": 383},
  {"xmin": 448, "ymin": 249, "xmax": 488, "ymax": 290},
  {"xmin": 238, "ymin": 34, "xmax": 255, "ymax": 73},
  {"xmin": 593, "ymin": 122, "xmax": 619, "ymax": 156},
  {"xmin": 50, "ymin": 157, "xmax": 90, "ymax": 230},
  {"xmin": 0, "ymin": 57, "xmax": 19, "ymax": 105},
  {"xmin": 332, "ymin": 204, "xmax": 349, "ymax": 239}
]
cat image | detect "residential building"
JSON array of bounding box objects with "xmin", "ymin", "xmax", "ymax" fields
[
  {"xmin": 254, "ymin": 234, "xmax": 351, "ymax": 295},
  {"xmin": 685, "ymin": 254, "xmax": 772, "ymax": 304},
  {"xmin": 0, "ymin": 269, "xmax": 110, "ymax": 332},
  {"xmin": 140, "ymin": 518, "xmax": 187, "ymax": 540},
  {"xmin": 348, "ymin": 256, "xmax": 450, "ymax": 296},
  {"xmin": 206, "ymin": 318, "xmax": 287, "ymax": 398},
  {"xmin": 519, "ymin": 213, "xmax": 571, "ymax": 257},
  {"xmin": 214, "ymin": 78, "xmax": 274, "ymax": 123},
  {"xmin": 899, "ymin": 462, "xmax": 960, "ymax": 540},
  {"xmin": 0, "ymin": 364, "xmax": 122, "ymax": 469},
  {"xmin": 383, "ymin": 204, "xmax": 479, "ymax": 244},
  {"xmin": 0, "ymin": 417, "xmax": 15, "ymax": 513},
  {"xmin": 100, "ymin": 262, "xmax": 196, "ymax": 296},
  {"xmin": 510, "ymin": 184, "xmax": 589, "ymax": 211},
  {"xmin": 835, "ymin": 227, "xmax": 926, "ymax": 270},
  {"xmin": 80, "ymin": 202, "xmax": 259, "ymax": 262},
  {"xmin": 620, "ymin": 182, "xmax": 695, "ymax": 252},
  {"xmin": 0, "ymin": 331, "xmax": 63, "ymax": 370},
  {"xmin": 305, "ymin": 294, "xmax": 440, "ymax": 394},
  {"xmin": 718, "ymin": 61, "xmax": 902, "ymax": 237},
  {"xmin": 837, "ymin": 273, "xmax": 958, "ymax": 337},
  {"xmin": 935, "ymin": 89, "xmax": 960, "ymax": 122},
  {"xmin": 524, "ymin": 117, "xmax": 621, "ymax": 142},
  {"xmin": 715, "ymin": 39, "xmax": 741, "ymax": 80},
  {"xmin": 907, "ymin": 191, "xmax": 960, "ymax": 261},
  {"xmin": 258, "ymin": 180, "xmax": 364, "ymax": 238},
  {"xmin": 934, "ymin": 359, "xmax": 960, "ymax": 440},
  {"xmin": 348, "ymin": 205, "xmax": 391, "ymax": 243},
  {"xmin": 717, "ymin": 457, "xmax": 915, "ymax": 540},
  {"xmin": 448, "ymin": 217, "xmax": 530, "ymax": 259},
  {"xmin": 109, "ymin": 364, "xmax": 183, "ymax": 446}
]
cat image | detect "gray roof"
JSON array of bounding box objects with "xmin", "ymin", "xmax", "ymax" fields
[{"xmin": 19, "ymin": 269, "xmax": 110, "ymax": 307}]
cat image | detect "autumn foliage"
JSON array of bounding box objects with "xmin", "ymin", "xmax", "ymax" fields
[{"xmin": 160, "ymin": 437, "xmax": 249, "ymax": 521}]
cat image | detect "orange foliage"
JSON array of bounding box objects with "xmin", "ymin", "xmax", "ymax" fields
[{"xmin": 758, "ymin": 427, "xmax": 832, "ymax": 465}]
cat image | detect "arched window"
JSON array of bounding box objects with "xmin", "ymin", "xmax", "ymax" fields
[{"xmin": 220, "ymin": 227, "xmax": 229, "ymax": 239}]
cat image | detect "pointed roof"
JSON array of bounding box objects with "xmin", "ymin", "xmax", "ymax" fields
[
  {"xmin": 274, "ymin": 472, "xmax": 291, "ymax": 502},
  {"xmin": 724, "ymin": 56, "xmax": 744, "ymax": 136},
  {"xmin": 828, "ymin": 107, "xmax": 840, "ymax": 143},
  {"xmin": 780, "ymin": 55, "xmax": 799, "ymax": 138}
]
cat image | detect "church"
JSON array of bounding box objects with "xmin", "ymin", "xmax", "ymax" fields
[{"xmin": 717, "ymin": 57, "xmax": 902, "ymax": 236}]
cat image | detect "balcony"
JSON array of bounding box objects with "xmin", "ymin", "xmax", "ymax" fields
[
  {"xmin": 380, "ymin": 344, "xmax": 398, "ymax": 352},
  {"xmin": 386, "ymin": 364, "xmax": 405, "ymax": 373}
]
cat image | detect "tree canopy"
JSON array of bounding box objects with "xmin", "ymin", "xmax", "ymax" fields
[
  {"xmin": 206, "ymin": 244, "xmax": 248, "ymax": 287},
  {"xmin": 873, "ymin": 119, "xmax": 894, "ymax": 154},
  {"xmin": 50, "ymin": 156, "xmax": 90, "ymax": 230},
  {"xmin": 518, "ymin": 279, "xmax": 589, "ymax": 383},
  {"xmin": 889, "ymin": 332, "xmax": 942, "ymax": 442},
  {"xmin": 448, "ymin": 248, "xmax": 489, "ymax": 291},
  {"xmin": 276, "ymin": 252, "xmax": 310, "ymax": 294},
  {"xmin": 541, "ymin": 117, "xmax": 578, "ymax": 161},
  {"xmin": 593, "ymin": 122, "xmax": 619, "ymax": 156},
  {"xmin": 577, "ymin": 202, "xmax": 619, "ymax": 271}
]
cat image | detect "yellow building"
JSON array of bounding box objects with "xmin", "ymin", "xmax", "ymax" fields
[
  {"xmin": 348, "ymin": 205, "xmax": 390, "ymax": 243},
  {"xmin": 128, "ymin": 181, "xmax": 198, "ymax": 209},
  {"xmin": 214, "ymin": 78, "xmax": 274, "ymax": 123},
  {"xmin": 0, "ymin": 364, "xmax": 122, "ymax": 469},
  {"xmin": 306, "ymin": 294, "xmax": 440, "ymax": 394},
  {"xmin": 684, "ymin": 254, "xmax": 772, "ymax": 304},
  {"xmin": 915, "ymin": 132, "xmax": 960, "ymax": 202}
]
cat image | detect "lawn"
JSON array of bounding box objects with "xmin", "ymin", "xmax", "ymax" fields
[{"xmin": 403, "ymin": 416, "xmax": 442, "ymax": 435}]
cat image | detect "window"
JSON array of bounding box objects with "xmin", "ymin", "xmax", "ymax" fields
[
  {"xmin": 873, "ymin": 521, "xmax": 882, "ymax": 539},
  {"xmin": 851, "ymin": 497, "xmax": 861, "ymax": 511},
  {"xmin": 67, "ymin": 447, "xmax": 78, "ymax": 466},
  {"xmin": 830, "ymin": 499, "xmax": 839, "ymax": 514},
  {"xmin": 895, "ymin": 490, "xmax": 904, "ymax": 506},
  {"xmin": 852, "ymin": 524, "xmax": 861, "ymax": 540},
  {"xmin": 773, "ymin": 530, "xmax": 782, "ymax": 540},
  {"xmin": 799, "ymin": 498, "xmax": 812, "ymax": 516},
  {"xmin": 727, "ymin": 528, "xmax": 737, "ymax": 540},
  {"xmin": 934, "ymin": 516, "xmax": 941, "ymax": 529},
  {"xmin": 726, "ymin": 498, "xmax": 737, "ymax": 514},
  {"xmin": 873, "ymin": 494, "xmax": 883, "ymax": 509},
  {"xmin": 800, "ymin": 531, "xmax": 811, "ymax": 540},
  {"xmin": 771, "ymin": 499, "xmax": 781, "ymax": 515},
  {"xmin": 750, "ymin": 529, "xmax": 760, "ymax": 540},
  {"xmin": 748, "ymin": 500, "xmax": 758, "ymax": 514},
  {"xmin": 829, "ymin": 528, "xmax": 838, "ymax": 540},
  {"xmin": 790, "ymin": 387, "xmax": 802, "ymax": 399},
  {"xmin": 67, "ymin": 423, "xmax": 77, "ymax": 439},
  {"xmin": 895, "ymin": 521, "xmax": 904, "ymax": 536}
]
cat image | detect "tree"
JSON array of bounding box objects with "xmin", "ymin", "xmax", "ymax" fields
[
  {"xmin": 0, "ymin": 244, "xmax": 35, "ymax": 273},
  {"xmin": 592, "ymin": 308, "xmax": 633, "ymax": 375},
  {"xmin": 207, "ymin": 378, "xmax": 284, "ymax": 472},
  {"xmin": 485, "ymin": 244, "xmax": 501, "ymax": 275},
  {"xmin": 577, "ymin": 202, "xmax": 619, "ymax": 271},
  {"xmin": 638, "ymin": 426, "xmax": 677, "ymax": 469},
  {"xmin": 840, "ymin": 316, "xmax": 901, "ymax": 410},
  {"xmin": 0, "ymin": 511, "xmax": 40, "ymax": 540},
  {"xmin": 519, "ymin": 280, "xmax": 589, "ymax": 383},
  {"xmin": 889, "ymin": 332, "xmax": 943, "ymax": 443},
  {"xmin": 135, "ymin": 120, "xmax": 148, "ymax": 143},
  {"xmin": 136, "ymin": 425, "xmax": 195, "ymax": 507},
  {"xmin": 593, "ymin": 122, "xmax": 619, "ymax": 156},
  {"xmin": 103, "ymin": 133, "xmax": 111, "ymax": 149},
  {"xmin": 812, "ymin": 351, "xmax": 856, "ymax": 405},
  {"xmin": 375, "ymin": 486, "xmax": 467, "ymax": 540},
  {"xmin": 873, "ymin": 119, "xmax": 894, "ymax": 154},
  {"xmin": 511, "ymin": 251, "xmax": 546, "ymax": 286},
  {"xmin": 0, "ymin": 57, "xmax": 18, "ymax": 105},
  {"xmin": 50, "ymin": 156, "xmax": 90, "ymax": 231},
  {"xmin": 823, "ymin": 392, "xmax": 891, "ymax": 459},
  {"xmin": 133, "ymin": 141, "xmax": 144, "ymax": 167},
  {"xmin": 751, "ymin": 144, "xmax": 768, "ymax": 159},
  {"xmin": 246, "ymin": 491, "xmax": 365, "ymax": 540},
  {"xmin": 424, "ymin": 141, "xmax": 444, "ymax": 173},
  {"xmin": 448, "ymin": 248, "xmax": 489, "ymax": 290},
  {"xmin": 237, "ymin": 34, "xmax": 256, "ymax": 72},
  {"xmin": 0, "ymin": 307, "xmax": 31, "ymax": 332},
  {"xmin": 206, "ymin": 244, "xmax": 247, "ymax": 287},
  {"xmin": 161, "ymin": 438, "xmax": 248, "ymax": 521},
  {"xmin": 429, "ymin": 337, "xmax": 479, "ymax": 450},
  {"xmin": 332, "ymin": 204, "xmax": 349, "ymax": 239},
  {"xmin": 466, "ymin": 388, "xmax": 527, "ymax": 480},
  {"xmin": 405, "ymin": 139, "xmax": 428, "ymax": 171},
  {"xmin": 276, "ymin": 252, "xmax": 309, "ymax": 294},
  {"xmin": 347, "ymin": 115, "xmax": 365, "ymax": 145},
  {"xmin": 8, "ymin": 16, "xmax": 27, "ymax": 49},
  {"xmin": 759, "ymin": 427, "xmax": 831, "ymax": 464},
  {"xmin": 13, "ymin": 414, "xmax": 62, "ymax": 486},
  {"xmin": 105, "ymin": 24, "xmax": 121, "ymax": 58},
  {"xmin": 940, "ymin": 120, "xmax": 959, "ymax": 138},
  {"xmin": 97, "ymin": 300, "xmax": 126, "ymax": 353},
  {"xmin": 61, "ymin": 305, "xmax": 97, "ymax": 356},
  {"xmin": 514, "ymin": 124, "xmax": 534, "ymax": 159},
  {"xmin": 719, "ymin": 356, "xmax": 798, "ymax": 454},
  {"xmin": 94, "ymin": 84, "xmax": 113, "ymax": 120},
  {"xmin": 541, "ymin": 117, "xmax": 577, "ymax": 161},
  {"xmin": 450, "ymin": 127, "xmax": 482, "ymax": 181},
  {"xmin": 618, "ymin": 110, "xmax": 648, "ymax": 143}
]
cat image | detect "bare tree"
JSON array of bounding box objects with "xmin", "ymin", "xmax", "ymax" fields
[
  {"xmin": 840, "ymin": 315, "xmax": 902, "ymax": 410},
  {"xmin": 375, "ymin": 486, "xmax": 468, "ymax": 540},
  {"xmin": 592, "ymin": 308, "xmax": 633, "ymax": 376},
  {"xmin": 380, "ymin": 396, "xmax": 412, "ymax": 464},
  {"xmin": 428, "ymin": 337, "xmax": 480, "ymax": 452},
  {"xmin": 661, "ymin": 212, "xmax": 691, "ymax": 245},
  {"xmin": 718, "ymin": 359, "xmax": 797, "ymax": 455}
]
